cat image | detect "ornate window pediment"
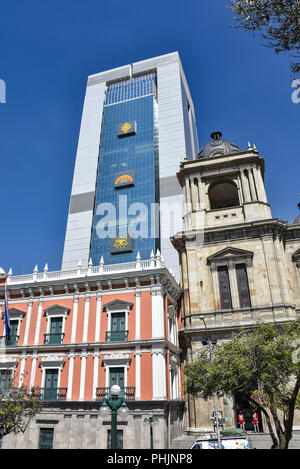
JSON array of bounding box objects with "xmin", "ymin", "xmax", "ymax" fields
[
  {"xmin": 207, "ymin": 247, "xmax": 253, "ymax": 267},
  {"xmin": 0, "ymin": 357, "xmax": 18, "ymax": 369},
  {"xmin": 103, "ymin": 300, "xmax": 133, "ymax": 312},
  {"xmin": 1, "ymin": 307, "xmax": 25, "ymax": 321},
  {"xmin": 39, "ymin": 356, "xmax": 65, "ymax": 369},
  {"xmin": 102, "ymin": 353, "xmax": 131, "ymax": 368},
  {"xmin": 43, "ymin": 304, "xmax": 70, "ymax": 317}
]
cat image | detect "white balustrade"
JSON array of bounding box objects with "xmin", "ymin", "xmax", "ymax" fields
[{"xmin": 6, "ymin": 255, "xmax": 164, "ymax": 286}]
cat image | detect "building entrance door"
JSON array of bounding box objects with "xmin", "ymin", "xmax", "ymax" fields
[{"xmin": 235, "ymin": 392, "xmax": 263, "ymax": 432}]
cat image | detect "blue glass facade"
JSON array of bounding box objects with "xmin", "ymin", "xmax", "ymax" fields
[{"xmin": 89, "ymin": 74, "xmax": 159, "ymax": 265}]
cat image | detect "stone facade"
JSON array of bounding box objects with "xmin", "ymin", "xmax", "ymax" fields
[
  {"xmin": 2, "ymin": 401, "xmax": 184, "ymax": 449},
  {"xmin": 172, "ymin": 133, "xmax": 300, "ymax": 432}
]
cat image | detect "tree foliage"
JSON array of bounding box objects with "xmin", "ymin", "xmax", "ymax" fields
[
  {"xmin": 184, "ymin": 321, "xmax": 300, "ymax": 449},
  {"xmin": 229, "ymin": 0, "xmax": 300, "ymax": 74},
  {"xmin": 0, "ymin": 374, "xmax": 42, "ymax": 439}
]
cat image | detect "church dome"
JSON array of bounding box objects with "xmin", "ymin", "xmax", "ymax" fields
[
  {"xmin": 291, "ymin": 203, "xmax": 300, "ymax": 224},
  {"xmin": 197, "ymin": 131, "xmax": 242, "ymax": 159}
]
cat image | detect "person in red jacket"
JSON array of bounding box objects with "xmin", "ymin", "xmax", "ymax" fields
[
  {"xmin": 252, "ymin": 409, "xmax": 259, "ymax": 432},
  {"xmin": 237, "ymin": 410, "xmax": 245, "ymax": 430}
]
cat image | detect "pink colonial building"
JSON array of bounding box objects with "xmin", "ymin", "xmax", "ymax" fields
[{"xmin": 0, "ymin": 253, "xmax": 184, "ymax": 449}]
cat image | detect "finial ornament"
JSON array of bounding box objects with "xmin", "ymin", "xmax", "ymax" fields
[{"xmin": 211, "ymin": 131, "xmax": 222, "ymax": 141}]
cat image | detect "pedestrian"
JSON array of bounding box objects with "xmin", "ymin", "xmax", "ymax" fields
[
  {"xmin": 252, "ymin": 409, "xmax": 259, "ymax": 433},
  {"xmin": 237, "ymin": 410, "xmax": 245, "ymax": 431}
]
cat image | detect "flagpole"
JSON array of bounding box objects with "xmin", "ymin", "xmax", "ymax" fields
[{"xmin": 4, "ymin": 277, "xmax": 10, "ymax": 339}]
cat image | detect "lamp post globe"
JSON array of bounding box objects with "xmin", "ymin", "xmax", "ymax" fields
[
  {"xmin": 111, "ymin": 384, "xmax": 121, "ymax": 396},
  {"xmin": 99, "ymin": 404, "xmax": 110, "ymax": 418},
  {"xmin": 119, "ymin": 405, "xmax": 129, "ymax": 420}
]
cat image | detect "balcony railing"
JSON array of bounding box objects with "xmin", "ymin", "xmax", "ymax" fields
[
  {"xmin": 96, "ymin": 387, "xmax": 135, "ymax": 401},
  {"xmin": 37, "ymin": 387, "xmax": 67, "ymax": 401},
  {"xmin": 43, "ymin": 333, "xmax": 65, "ymax": 345},
  {"xmin": 6, "ymin": 253, "xmax": 169, "ymax": 286},
  {"xmin": 0, "ymin": 336, "xmax": 19, "ymax": 347},
  {"xmin": 105, "ymin": 330, "xmax": 128, "ymax": 342}
]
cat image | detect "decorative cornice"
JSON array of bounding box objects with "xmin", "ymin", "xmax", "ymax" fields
[
  {"xmin": 39, "ymin": 355, "xmax": 65, "ymax": 369},
  {"xmin": 102, "ymin": 353, "xmax": 131, "ymax": 368},
  {"xmin": 0, "ymin": 357, "xmax": 18, "ymax": 368}
]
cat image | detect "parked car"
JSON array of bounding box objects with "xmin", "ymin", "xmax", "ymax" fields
[{"xmin": 190, "ymin": 434, "xmax": 253, "ymax": 450}]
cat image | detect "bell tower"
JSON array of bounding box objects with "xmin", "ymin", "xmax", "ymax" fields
[
  {"xmin": 179, "ymin": 131, "xmax": 271, "ymax": 232},
  {"xmin": 172, "ymin": 131, "xmax": 300, "ymax": 432}
]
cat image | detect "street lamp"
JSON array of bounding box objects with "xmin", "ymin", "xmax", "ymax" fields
[
  {"xmin": 99, "ymin": 384, "xmax": 129, "ymax": 449},
  {"xmin": 199, "ymin": 315, "xmax": 222, "ymax": 450},
  {"xmin": 144, "ymin": 417, "xmax": 159, "ymax": 449}
]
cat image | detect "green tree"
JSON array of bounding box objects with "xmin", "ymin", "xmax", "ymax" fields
[
  {"xmin": 0, "ymin": 372, "xmax": 42, "ymax": 445},
  {"xmin": 229, "ymin": 0, "xmax": 300, "ymax": 75},
  {"xmin": 184, "ymin": 322, "xmax": 300, "ymax": 449}
]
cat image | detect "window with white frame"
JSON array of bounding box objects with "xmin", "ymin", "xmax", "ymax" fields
[
  {"xmin": 43, "ymin": 305, "xmax": 70, "ymax": 345},
  {"xmin": 39, "ymin": 357, "xmax": 65, "ymax": 401},
  {"xmin": 103, "ymin": 300, "xmax": 133, "ymax": 343}
]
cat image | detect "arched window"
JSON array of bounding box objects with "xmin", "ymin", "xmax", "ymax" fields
[{"xmin": 208, "ymin": 179, "xmax": 239, "ymax": 210}]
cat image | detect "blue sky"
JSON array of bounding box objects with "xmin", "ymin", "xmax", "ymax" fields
[{"xmin": 0, "ymin": 0, "xmax": 299, "ymax": 275}]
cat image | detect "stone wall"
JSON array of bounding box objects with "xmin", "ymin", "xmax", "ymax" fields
[{"xmin": 1, "ymin": 401, "xmax": 184, "ymax": 449}]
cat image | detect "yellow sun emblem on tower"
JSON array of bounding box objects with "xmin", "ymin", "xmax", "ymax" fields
[
  {"xmin": 114, "ymin": 237, "xmax": 129, "ymax": 249},
  {"xmin": 121, "ymin": 122, "xmax": 132, "ymax": 133}
]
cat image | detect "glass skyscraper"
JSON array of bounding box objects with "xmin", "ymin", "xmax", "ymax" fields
[
  {"xmin": 62, "ymin": 52, "xmax": 199, "ymax": 278},
  {"xmin": 90, "ymin": 74, "xmax": 159, "ymax": 265}
]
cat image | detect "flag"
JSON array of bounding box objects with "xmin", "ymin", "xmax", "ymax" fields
[{"xmin": 4, "ymin": 288, "xmax": 10, "ymax": 338}]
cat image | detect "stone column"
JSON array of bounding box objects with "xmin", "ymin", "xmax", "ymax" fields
[
  {"xmin": 273, "ymin": 234, "xmax": 291, "ymax": 304},
  {"xmin": 18, "ymin": 352, "xmax": 26, "ymax": 387},
  {"xmin": 240, "ymin": 169, "xmax": 251, "ymax": 203},
  {"xmin": 30, "ymin": 351, "xmax": 37, "ymax": 388},
  {"xmin": 184, "ymin": 178, "xmax": 192, "ymax": 230},
  {"xmin": 71, "ymin": 296, "xmax": 79, "ymax": 344},
  {"xmin": 181, "ymin": 251, "xmax": 190, "ymax": 320},
  {"xmin": 34, "ymin": 300, "xmax": 43, "ymax": 345},
  {"xmin": 151, "ymin": 288, "xmax": 164, "ymax": 338},
  {"xmin": 261, "ymin": 236, "xmax": 282, "ymax": 304},
  {"xmin": 248, "ymin": 168, "xmax": 257, "ymax": 201},
  {"xmin": 228, "ymin": 262, "xmax": 240, "ymax": 309},
  {"xmin": 210, "ymin": 264, "xmax": 220, "ymax": 310},
  {"xmin": 198, "ymin": 176, "xmax": 207, "ymax": 210},
  {"xmin": 135, "ymin": 291, "xmax": 141, "ymax": 340},
  {"xmin": 186, "ymin": 247, "xmax": 200, "ymax": 313},
  {"xmin": 252, "ymin": 165, "xmax": 268, "ymax": 203},
  {"xmin": 23, "ymin": 299, "xmax": 33, "ymax": 346},
  {"xmin": 245, "ymin": 260, "xmax": 256, "ymax": 307},
  {"xmin": 79, "ymin": 349, "xmax": 87, "ymax": 401},
  {"xmin": 135, "ymin": 346, "xmax": 141, "ymax": 400},
  {"xmin": 82, "ymin": 295, "xmax": 90, "ymax": 343},
  {"xmin": 92, "ymin": 349, "xmax": 99, "ymax": 400},
  {"xmin": 67, "ymin": 350, "xmax": 75, "ymax": 400},
  {"xmin": 95, "ymin": 294, "xmax": 102, "ymax": 342},
  {"xmin": 152, "ymin": 347, "xmax": 167, "ymax": 400}
]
